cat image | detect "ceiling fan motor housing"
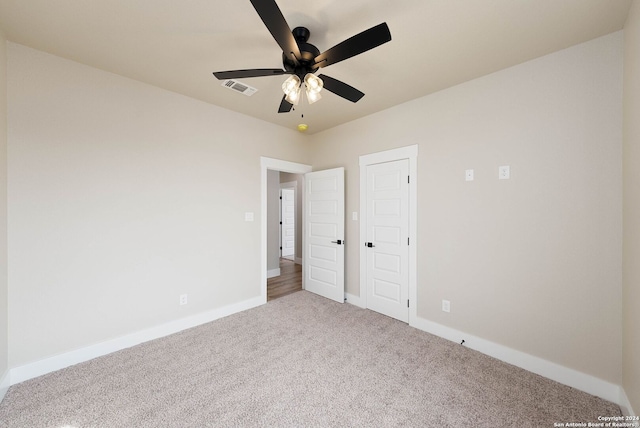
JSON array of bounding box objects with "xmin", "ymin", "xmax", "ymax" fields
[{"xmin": 283, "ymin": 27, "xmax": 321, "ymax": 77}]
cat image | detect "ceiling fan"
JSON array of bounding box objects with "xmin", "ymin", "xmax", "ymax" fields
[{"xmin": 213, "ymin": 0, "xmax": 392, "ymax": 113}]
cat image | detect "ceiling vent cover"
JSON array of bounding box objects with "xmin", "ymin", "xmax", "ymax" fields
[{"xmin": 222, "ymin": 80, "xmax": 258, "ymax": 96}]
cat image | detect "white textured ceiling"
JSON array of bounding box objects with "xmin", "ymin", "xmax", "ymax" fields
[{"xmin": 0, "ymin": 0, "xmax": 633, "ymax": 134}]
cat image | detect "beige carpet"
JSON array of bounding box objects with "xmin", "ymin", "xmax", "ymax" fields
[{"xmin": 0, "ymin": 291, "xmax": 620, "ymax": 427}]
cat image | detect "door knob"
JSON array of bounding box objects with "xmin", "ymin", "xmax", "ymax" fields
[
  {"xmin": 365, "ymin": 242, "xmax": 375, "ymax": 248},
  {"xmin": 331, "ymin": 239, "xmax": 344, "ymax": 245}
]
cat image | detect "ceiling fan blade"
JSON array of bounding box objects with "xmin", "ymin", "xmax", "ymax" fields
[
  {"xmin": 278, "ymin": 95, "xmax": 293, "ymax": 113},
  {"xmin": 318, "ymin": 74, "xmax": 365, "ymax": 103},
  {"xmin": 314, "ymin": 23, "xmax": 391, "ymax": 68},
  {"xmin": 213, "ymin": 69, "xmax": 288, "ymax": 80},
  {"xmin": 250, "ymin": 0, "xmax": 301, "ymax": 64}
]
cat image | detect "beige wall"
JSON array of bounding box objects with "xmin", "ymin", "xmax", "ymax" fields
[
  {"xmin": 0, "ymin": 30, "xmax": 8, "ymax": 384},
  {"xmin": 6, "ymin": 43, "xmax": 308, "ymax": 367},
  {"xmin": 309, "ymin": 32, "xmax": 623, "ymax": 385},
  {"xmin": 623, "ymin": 0, "xmax": 640, "ymax": 415}
]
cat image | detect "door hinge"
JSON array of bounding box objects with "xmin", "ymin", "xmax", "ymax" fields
[
  {"xmin": 279, "ymin": 196, "xmax": 282, "ymax": 199},
  {"xmin": 407, "ymin": 300, "xmax": 410, "ymax": 308},
  {"xmin": 408, "ymin": 176, "xmax": 410, "ymax": 184},
  {"xmin": 408, "ymin": 237, "xmax": 410, "ymax": 245},
  {"xmin": 280, "ymin": 221, "xmax": 282, "ymax": 225}
]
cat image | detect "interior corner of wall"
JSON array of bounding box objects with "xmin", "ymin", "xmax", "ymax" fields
[
  {"xmin": 619, "ymin": 386, "xmax": 638, "ymax": 416},
  {"xmin": 0, "ymin": 369, "xmax": 9, "ymax": 404}
]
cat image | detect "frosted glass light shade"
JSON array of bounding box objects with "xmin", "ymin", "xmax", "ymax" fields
[
  {"xmin": 285, "ymin": 85, "xmax": 301, "ymax": 105},
  {"xmin": 304, "ymin": 73, "xmax": 323, "ymax": 93},
  {"xmin": 306, "ymin": 86, "xmax": 322, "ymax": 104},
  {"xmin": 282, "ymin": 75, "xmax": 301, "ymax": 95}
]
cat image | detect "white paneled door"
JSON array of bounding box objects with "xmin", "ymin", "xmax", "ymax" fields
[
  {"xmin": 281, "ymin": 188, "xmax": 295, "ymax": 258},
  {"xmin": 365, "ymin": 159, "xmax": 409, "ymax": 322},
  {"xmin": 304, "ymin": 168, "xmax": 345, "ymax": 303}
]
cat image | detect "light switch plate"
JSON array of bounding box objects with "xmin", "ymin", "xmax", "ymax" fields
[
  {"xmin": 465, "ymin": 169, "xmax": 474, "ymax": 181},
  {"xmin": 442, "ymin": 299, "xmax": 451, "ymax": 313},
  {"xmin": 244, "ymin": 212, "xmax": 254, "ymax": 222},
  {"xmin": 352, "ymin": 212, "xmax": 358, "ymax": 221}
]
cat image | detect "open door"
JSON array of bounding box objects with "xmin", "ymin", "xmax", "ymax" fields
[
  {"xmin": 280, "ymin": 187, "xmax": 295, "ymax": 259},
  {"xmin": 304, "ymin": 168, "xmax": 345, "ymax": 303}
]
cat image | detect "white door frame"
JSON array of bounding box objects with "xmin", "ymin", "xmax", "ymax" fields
[
  {"xmin": 359, "ymin": 145, "xmax": 418, "ymax": 325},
  {"xmin": 261, "ymin": 157, "xmax": 312, "ymax": 304}
]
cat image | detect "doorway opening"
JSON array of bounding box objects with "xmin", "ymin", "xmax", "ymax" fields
[
  {"xmin": 260, "ymin": 158, "xmax": 312, "ymax": 303},
  {"xmin": 261, "ymin": 159, "xmax": 345, "ymax": 305},
  {"xmin": 267, "ymin": 175, "xmax": 302, "ymax": 301}
]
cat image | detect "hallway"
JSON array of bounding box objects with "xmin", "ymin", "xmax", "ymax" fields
[{"xmin": 267, "ymin": 258, "xmax": 302, "ymax": 301}]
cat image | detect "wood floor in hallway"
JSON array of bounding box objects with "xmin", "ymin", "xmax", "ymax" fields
[{"xmin": 267, "ymin": 258, "xmax": 302, "ymax": 301}]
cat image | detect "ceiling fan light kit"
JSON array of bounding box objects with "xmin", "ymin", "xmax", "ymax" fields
[
  {"xmin": 212, "ymin": 0, "xmax": 392, "ymax": 115},
  {"xmin": 282, "ymin": 73, "xmax": 324, "ymax": 105}
]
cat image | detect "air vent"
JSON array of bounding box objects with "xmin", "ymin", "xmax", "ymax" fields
[{"xmin": 222, "ymin": 80, "xmax": 258, "ymax": 97}]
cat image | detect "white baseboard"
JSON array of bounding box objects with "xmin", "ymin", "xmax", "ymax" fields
[
  {"xmin": 411, "ymin": 316, "xmax": 622, "ymax": 406},
  {"xmin": 619, "ymin": 387, "xmax": 637, "ymax": 416},
  {"xmin": 345, "ymin": 293, "xmax": 365, "ymax": 308},
  {"xmin": 295, "ymin": 257, "xmax": 302, "ymax": 265},
  {"xmin": 266, "ymin": 268, "xmax": 280, "ymax": 279},
  {"xmin": 7, "ymin": 296, "xmax": 631, "ymax": 414},
  {"xmin": 10, "ymin": 296, "xmax": 264, "ymax": 385},
  {"xmin": 0, "ymin": 370, "xmax": 9, "ymax": 404}
]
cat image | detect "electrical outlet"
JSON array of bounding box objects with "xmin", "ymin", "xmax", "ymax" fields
[
  {"xmin": 180, "ymin": 294, "xmax": 188, "ymax": 305},
  {"xmin": 499, "ymin": 165, "xmax": 510, "ymax": 180},
  {"xmin": 465, "ymin": 169, "xmax": 474, "ymax": 181},
  {"xmin": 442, "ymin": 299, "xmax": 451, "ymax": 313}
]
